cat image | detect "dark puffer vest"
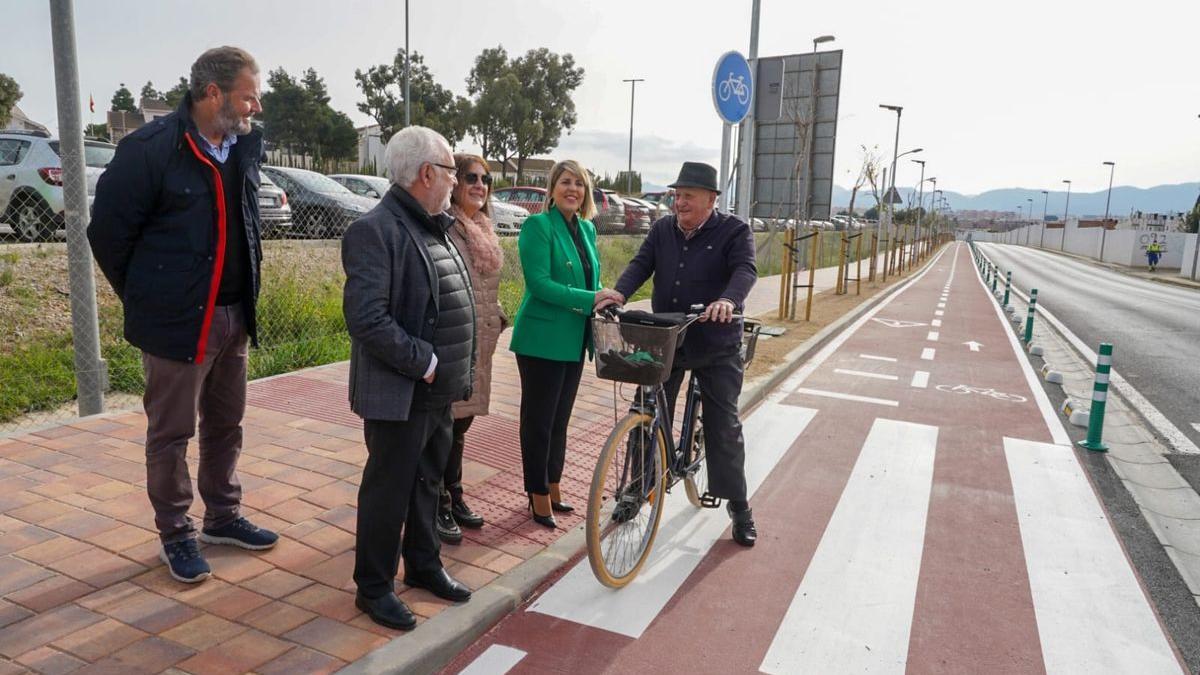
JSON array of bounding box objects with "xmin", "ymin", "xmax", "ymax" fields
[{"xmin": 412, "ymin": 218, "xmax": 476, "ymax": 409}]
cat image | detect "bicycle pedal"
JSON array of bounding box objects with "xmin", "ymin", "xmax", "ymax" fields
[{"xmin": 699, "ymin": 492, "xmax": 722, "ymax": 509}]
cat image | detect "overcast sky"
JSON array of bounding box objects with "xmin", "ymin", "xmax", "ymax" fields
[{"xmin": 6, "ymin": 0, "xmax": 1199, "ymax": 195}]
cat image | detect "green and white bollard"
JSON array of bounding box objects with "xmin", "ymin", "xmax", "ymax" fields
[
  {"xmin": 1023, "ymin": 288, "xmax": 1038, "ymax": 343},
  {"xmin": 1078, "ymin": 343, "xmax": 1113, "ymax": 452},
  {"xmin": 1003, "ymin": 271, "xmax": 1012, "ymax": 307},
  {"xmin": 992, "ymin": 266, "xmax": 998, "ymax": 293}
]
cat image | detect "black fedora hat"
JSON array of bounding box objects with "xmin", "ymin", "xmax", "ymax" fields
[{"xmin": 668, "ymin": 161, "xmax": 720, "ymax": 194}]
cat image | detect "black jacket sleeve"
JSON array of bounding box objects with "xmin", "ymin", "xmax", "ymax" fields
[
  {"xmin": 719, "ymin": 220, "xmax": 758, "ymax": 309},
  {"xmin": 87, "ymin": 137, "xmax": 158, "ymax": 297}
]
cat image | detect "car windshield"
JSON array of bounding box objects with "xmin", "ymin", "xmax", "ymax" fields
[
  {"xmin": 272, "ymin": 169, "xmax": 352, "ymax": 195},
  {"xmin": 48, "ymin": 141, "xmax": 117, "ymax": 168}
]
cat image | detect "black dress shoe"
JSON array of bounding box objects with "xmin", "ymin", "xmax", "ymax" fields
[
  {"xmin": 451, "ymin": 499, "xmax": 484, "ymax": 529},
  {"xmin": 403, "ymin": 568, "xmax": 472, "ymax": 602},
  {"xmin": 355, "ymin": 591, "xmax": 417, "ymax": 630},
  {"xmin": 436, "ymin": 510, "xmax": 463, "ymax": 544},
  {"xmin": 728, "ymin": 504, "xmax": 757, "ymax": 547}
]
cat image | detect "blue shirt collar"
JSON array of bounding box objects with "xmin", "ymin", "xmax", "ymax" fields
[{"xmin": 194, "ymin": 129, "xmax": 237, "ymax": 163}]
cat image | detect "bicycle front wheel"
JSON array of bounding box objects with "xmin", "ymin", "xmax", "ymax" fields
[
  {"xmin": 586, "ymin": 412, "xmax": 669, "ymax": 588},
  {"xmin": 682, "ymin": 398, "xmax": 711, "ymax": 508}
]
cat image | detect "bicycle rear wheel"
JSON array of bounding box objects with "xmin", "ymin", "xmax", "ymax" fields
[{"xmin": 586, "ymin": 412, "xmax": 669, "ymax": 588}]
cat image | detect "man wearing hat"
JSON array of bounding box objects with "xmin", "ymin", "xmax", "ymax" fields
[{"xmin": 596, "ymin": 161, "xmax": 759, "ymax": 546}]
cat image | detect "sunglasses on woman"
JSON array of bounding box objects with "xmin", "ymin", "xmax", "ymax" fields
[{"xmin": 461, "ymin": 172, "xmax": 493, "ymax": 186}]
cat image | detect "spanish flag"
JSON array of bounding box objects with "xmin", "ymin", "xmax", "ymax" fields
[{"xmin": 88, "ymin": 94, "xmax": 94, "ymax": 113}]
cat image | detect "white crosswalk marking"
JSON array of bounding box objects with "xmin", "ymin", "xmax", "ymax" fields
[
  {"xmin": 527, "ymin": 402, "xmax": 816, "ymax": 638},
  {"xmin": 835, "ymin": 368, "xmax": 899, "ymax": 381},
  {"xmin": 1004, "ymin": 437, "xmax": 1181, "ymax": 674},
  {"xmin": 459, "ymin": 645, "xmax": 526, "ymax": 675},
  {"xmin": 761, "ymin": 418, "xmax": 939, "ymax": 674},
  {"xmin": 921, "ymin": 348, "xmax": 936, "ymax": 360}
]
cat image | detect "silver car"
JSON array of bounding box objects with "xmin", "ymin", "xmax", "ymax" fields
[
  {"xmin": 258, "ymin": 173, "xmax": 294, "ymax": 239},
  {"xmin": 491, "ymin": 199, "xmax": 528, "ymax": 236},
  {"xmin": 0, "ymin": 130, "xmax": 114, "ymax": 241},
  {"xmin": 329, "ymin": 173, "xmax": 390, "ymax": 200}
]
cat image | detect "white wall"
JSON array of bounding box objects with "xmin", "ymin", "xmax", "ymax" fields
[
  {"xmin": 963, "ymin": 226, "xmax": 1197, "ymax": 276},
  {"xmin": 1182, "ymin": 236, "xmax": 1198, "ymax": 279}
]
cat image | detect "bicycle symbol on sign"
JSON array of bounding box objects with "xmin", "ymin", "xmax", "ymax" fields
[
  {"xmin": 935, "ymin": 383, "xmax": 1027, "ymax": 403},
  {"xmin": 718, "ymin": 72, "xmax": 750, "ymax": 106}
]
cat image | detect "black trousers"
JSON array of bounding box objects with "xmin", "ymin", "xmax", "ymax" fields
[
  {"xmin": 662, "ymin": 347, "xmax": 748, "ymax": 501},
  {"xmin": 516, "ymin": 354, "xmax": 584, "ymax": 495},
  {"xmin": 354, "ymin": 406, "xmax": 452, "ymax": 599},
  {"xmin": 439, "ymin": 416, "xmax": 475, "ymax": 508}
]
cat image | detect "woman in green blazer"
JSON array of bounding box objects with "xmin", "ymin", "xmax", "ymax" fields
[{"xmin": 510, "ymin": 159, "xmax": 617, "ymax": 527}]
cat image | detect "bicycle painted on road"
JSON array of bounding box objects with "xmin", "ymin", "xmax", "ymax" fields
[{"xmin": 935, "ymin": 383, "xmax": 1027, "ymax": 403}]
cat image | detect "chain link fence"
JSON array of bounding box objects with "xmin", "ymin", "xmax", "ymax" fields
[{"xmin": 1, "ymin": 187, "xmax": 799, "ymax": 435}]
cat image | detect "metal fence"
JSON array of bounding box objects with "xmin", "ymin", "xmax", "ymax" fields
[{"xmin": 0, "ymin": 202, "xmax": 792, "ymax": 435}]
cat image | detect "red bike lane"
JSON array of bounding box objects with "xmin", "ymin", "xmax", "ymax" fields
[{"xmin": 442, "ymin": 243, "xmax": 1183, "ymax": 674}]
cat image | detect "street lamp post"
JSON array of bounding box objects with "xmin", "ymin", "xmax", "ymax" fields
[
  {"xmin": 1061, "ymin": 179, "xmax": 1072, "ymax": 252},
  {"xmin": 622, "ymin": 78, "xmax": 644, "ymax": 194},
  {"xmin": 404, "ymin": 0, "xmax": 410, "ymax": 127},
  {"xmin": 912, "ymin": 159, "xmax": 925, "ymax": 255},
  {"xmin": 880, "ymin": 104, "xmax": 903, "ymax": 280},
  {"xmin": 1038, "ymin": 189, "xmax": 1049, "ymax": 247},
  {"xmin": 1100, "ymin": 161, "xmax": 1115, "ymax": 261}
]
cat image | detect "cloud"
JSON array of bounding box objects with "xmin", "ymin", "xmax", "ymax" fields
[{"xmin": 550, "ymin": 129, "xmax": 721, "ymax": 188}]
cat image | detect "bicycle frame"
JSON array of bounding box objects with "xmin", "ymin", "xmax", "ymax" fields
[{"xmin": 629, "ymin": 371, "xmax": 703, "ymax": 485}]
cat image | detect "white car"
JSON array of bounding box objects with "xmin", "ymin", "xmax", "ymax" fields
[
  {"xmin": 329, "ymin": 173, "xmax": 390, "ymax": 200},
  {"xmin": 491, "ymin": 199, "xmax": 528, "ymax": 236},
  {"xmin": 0, "ymin": 130, "xmax": 114, "ymax": 241}
]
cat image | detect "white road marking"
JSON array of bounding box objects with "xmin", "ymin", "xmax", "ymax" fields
[
  {"xmin": 921, "ymin": 348, "xmax": 936, "ymax": 360},
  {"xmin": 1004, "ymin": 437, "xmax": 1183, "ymax": 674},
  {"xmin": 931, "ymin": 319, "xmax": 942, "ymax": 327},
  {"xmin": 761, "ymin": 419, "xmax": 939, "ymax": 674},
  {"xmin": 911, "ymin": 371, "xmax": 930, "ymax": 388},
  {"xmin": 935, "ymin": 310, "xmax": 944, "ymax": 316},
  {"xmin": 1192, "ymin": 423, "xmax": 1200, "ymax": 435},
  {"xmin": 459, "ymin": 645, "xmax": 527, "ymax": 675},
  {"xmin": 527, "ymin": 402, "xmax": 817, "ymax": 637},
  {"xmin": 835, "ymin": 368, "xmax": 899, "ymax": 381},
  {"xmin": 972, "ymin": 254, "xmax": 1070, "ymax": 445},
  {"xmin": 927, "ymin": 331, "xmax": 940, "ymax": 341},
  {"xmin": 793, "ymin": 388, "xmax": 899, "ymax": 407},
  {"xmin": 938, "ymin": 302, "xmax": 946, "ymax": 309},
  {"xmin": 859, "ymin": 354, "xmax": 898, "ymax": 362},
  {"xmin": 872, "ymin": 318, "xmax": 928, "ymax": 328},
  {"xmin": 963, "ymin": 341, "xmax": 983, "ymax": 352}
]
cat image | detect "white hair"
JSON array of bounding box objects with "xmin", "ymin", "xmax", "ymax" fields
[{"xmin": 384, "ymin": 126, "xmax": 450, "ymax": 188}]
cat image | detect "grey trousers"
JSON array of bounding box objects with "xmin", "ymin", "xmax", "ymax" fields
[{"xmin": 142, "ymin": 304, "xmax": 248, "ymax": 544}]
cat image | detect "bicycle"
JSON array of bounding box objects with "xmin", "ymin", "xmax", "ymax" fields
[
  {"xmin": 717, "ymin": 73, "xmax": 750, "ymax": 106},
  {"xmin": 934, "ymin": 383, "xmax": 1027, "ymax": 403},
  {"xmin": 584, "ymin": 304, "xmax": 761, "ymax": 588}
]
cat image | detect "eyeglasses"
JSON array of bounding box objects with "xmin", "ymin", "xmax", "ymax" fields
[
  {"xmin": 461, "ymin": 172, "xmax": 493, "ymax": 186},
  {"xmin": 430, "ymin": 162, "xmax": 457, "ymax": 174}
]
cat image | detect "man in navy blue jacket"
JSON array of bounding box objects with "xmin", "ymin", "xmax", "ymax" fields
[
  {"xmin": 601, "ymin": 161, "xmax": 760, "ymax": 546},
  {"xmin": 89, "ymin": 47, "xmax": 277, "ymax": 584}
]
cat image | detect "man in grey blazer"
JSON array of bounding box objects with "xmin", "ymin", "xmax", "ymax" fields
[{"xmin": 342, "ymin": 126, "xmax": 477, "ymax": 630}]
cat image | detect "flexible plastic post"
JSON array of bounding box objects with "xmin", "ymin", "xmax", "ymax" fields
[
  {"xmin": 1023, "ymin": 288, "xmax": 1038, "ymax": 342},
  {"xmin": 1078, "ymin": 343, "xmax": 1113, "ymax": 452}
]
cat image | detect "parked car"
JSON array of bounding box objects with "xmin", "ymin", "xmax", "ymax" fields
[
  {"xmin": 490, "ymin": 199, "xmax": 528, "ymax": 236},
  {"xmin": 0, "ymin": 129, "xmax": 114, "ymax": 242},
  {"xmin": 257, "ymin": 173, "xmax": 294, "ymax": 239},
  {"xmin": 329, "ymin": 173, "xmax": 390, "ymax": 200},
  {"xmin": 619, "ymin": 196, "xmax": 652, "ymax": 234},
  {"xmin": 260, "ymin": 165, "xmax": 375, "ymax": 239},
  {"xmin": 592, "ymin": 189, "xmax": 626, "ymax": 234},
  {"xmin": 642, "ymin": 190, "xmax": 676, "ymax": 215},
  {"xmin": 492, "ymin": 186, "xmax": 546, "ymax": 215},
  {"xmin": 623, "ymin": 196, "xmax": 665, "ymax": 228}
]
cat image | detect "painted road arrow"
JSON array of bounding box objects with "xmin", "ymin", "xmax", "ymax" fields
[{"xmin": 964, "ymin": 341, "xmax": 983, "ymax": 352}]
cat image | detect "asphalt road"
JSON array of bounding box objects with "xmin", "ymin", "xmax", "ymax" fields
[{"xmin": 979, "ymin": 243, "xmax": 1200, "ymax": 453}]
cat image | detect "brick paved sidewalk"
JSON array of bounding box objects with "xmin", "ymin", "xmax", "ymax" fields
[{"xmin": 0, "ymin": 261, "xmax": 879, "ymax": 674}]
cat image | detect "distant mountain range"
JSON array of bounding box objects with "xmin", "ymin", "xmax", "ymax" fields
[{"xmin": 832, "ymin": 182, "xmax": 1200, "ymax": 218}]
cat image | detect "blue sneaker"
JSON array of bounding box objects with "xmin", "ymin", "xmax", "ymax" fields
[
  {"xmin": 160, "ymin": 539, "xmax": 212, "ymax": 583},
  {"xmin": 199, "ymin": 517, "xmax": 279, "ymax": 550}
]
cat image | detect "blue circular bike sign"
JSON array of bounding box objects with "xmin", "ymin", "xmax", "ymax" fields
[{"xmin": 712, "ymin": 51, "xmax": 753, "ymax": 124}]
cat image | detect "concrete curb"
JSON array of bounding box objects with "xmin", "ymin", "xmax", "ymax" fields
[{"xmin": 339, "ymin": 248, "xmax": 949, "ymax": 675}]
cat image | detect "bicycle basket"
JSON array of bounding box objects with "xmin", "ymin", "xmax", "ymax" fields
[{"xmin": 592, "ymin": 314, "xmax": 684, "ymax": 386}]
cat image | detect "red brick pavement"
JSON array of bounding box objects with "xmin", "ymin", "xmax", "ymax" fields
[{"xmin": 0, "ymin": 266, "xmax": 886, "ymax": 672}]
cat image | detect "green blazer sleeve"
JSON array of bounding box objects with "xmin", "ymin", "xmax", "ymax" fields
[{"xmin": 518, "ymin": 211, "xmax": 597, "ymax": 314}]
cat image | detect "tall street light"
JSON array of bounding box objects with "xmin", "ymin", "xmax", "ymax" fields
[
  {"xmin": 1100, "ymin": 161, "xmax": 1116, "ymax": 260},
  {"xmin": 912, "ymin": 159, "xmax": 926, "ymax": 246},
  {"xmin": 1061, "ymin": 179, "xmax": 1072, "ymax": 252},
  {"xmin": 880, "ymin": 103, "xmax": 903, "ymax": 279},
  {"xmin": 404, "ymin": 0, "xmax": 411, "ymax": 126},
  {"xmin": 1039, "ymin": 190, "xmax": 1049, "ymax": 247},
  {"xmin": 622, "ymin": 78, "xmax": 644, "ymax": 194}
]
